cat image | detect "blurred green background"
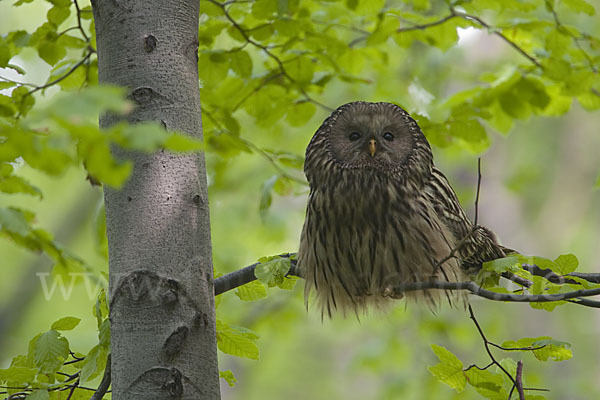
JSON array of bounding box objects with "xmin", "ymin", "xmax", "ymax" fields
[{"xmin": 1, "ymin": 0, "xmax": 600, "ymax": 399}]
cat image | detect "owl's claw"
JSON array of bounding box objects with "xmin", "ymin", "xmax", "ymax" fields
[{"xmin": 383, "ymin": 286, "xmax": 404, "ymax": 300}]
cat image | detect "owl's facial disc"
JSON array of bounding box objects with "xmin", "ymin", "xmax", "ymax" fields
[{"xmin": 327, "ymin": 103, "xmax": 415, "ymax": 172}]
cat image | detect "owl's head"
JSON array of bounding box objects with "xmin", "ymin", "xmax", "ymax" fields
[{"xmin": 305, "ymin": 102, "xmax": 433, "ymax": 185}]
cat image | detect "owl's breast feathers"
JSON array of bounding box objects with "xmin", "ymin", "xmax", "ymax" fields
[
  {"xmin": 299, "ymin": 165, "xmax": 509, "ymax": 316},
  {"xmin": 299, "ymin": 166, "xmax": 466, "ymax": 317}
]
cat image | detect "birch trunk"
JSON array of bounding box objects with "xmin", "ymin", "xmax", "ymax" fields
[{"xmin": 91, "ymin": 0, "xmax": 221, "ymax": 398}]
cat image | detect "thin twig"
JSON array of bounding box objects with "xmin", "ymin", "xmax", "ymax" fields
[
  {"xmin": 73, "ymin": 0, "xmax": 90, "ymax": 41},
  {"xmin": 488, "ymin": 342, "xmax": 544, "ymax": 352},
  {"xmin": 474, "ymin": 157, "xmax": 482, "ymax": 226},
  {"xmin": 464, "ymin": 361, "xmax": 494, "ymax": 371},
  {"xmin": 27, "ymin": 50, "xmax": 94, "ymax": 96},
  {"xmin": 65, "ymin": 380, "xmax": 78, "ymax": 400},
  {"xmin": 468, "ymin": 305, "xmax": 517, "ymax": 386},
  {"xmin": 397, "ymin": 12, "xmax": 458, "ymax": 32}
]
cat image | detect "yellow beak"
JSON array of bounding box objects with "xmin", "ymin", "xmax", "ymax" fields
[{"xmin": 369, "ymin": 139, "xmax": 376, "ymax": 157}]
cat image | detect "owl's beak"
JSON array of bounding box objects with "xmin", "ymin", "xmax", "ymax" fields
[{"xmin": 369, "ymin": 139, "xmax": 376, "ymax": 157}]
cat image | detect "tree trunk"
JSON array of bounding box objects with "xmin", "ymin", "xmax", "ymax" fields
[{"xmin": 91, "ymin": 1, "xmax": 221, "ymax": 398}]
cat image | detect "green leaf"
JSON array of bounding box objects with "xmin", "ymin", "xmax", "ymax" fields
[
  {"xmin": 554, "ymin": 254, "xmax": 578, "ymax": 274},
  {"xmin": 79, "ymin": 345, "xmax": 108, "ymax": 382},
  {"xmin": 50, "ymin": 316, "xmax": 81, "ymax": 331},
  {"xmin": 286, "ymin": 102, "xmax": 316, "ymax": 127},
  {"xmin": 499, "ymin": 90, "xmax": 530, "ymax": 119},
  {"xmin": 113, "ymin": 122, "xmax": 170, "ymax": 152},
  {"xmin": 562, "ymin": 0, "xmax": 595, "ymax": 15},
  {"xmin": 0, "ymin": 163, "xmax": 13, "ymax": 177},
  {"xmin": 0, "ymin": 175, "xmax": 42, "ymax": 197},
  {"xmin": 259, "ymin": 175, "xmax": 277, "ymax": 215},
  {"xmin": 33, "ymin": 330, "xmax": 69, "ymax": 373},
  {"xmin": 285, "ymin": 56, "xmax": 315, "ymax": 85},
  {"xmin": 255, "ymin": 255, "xmax": 292, "ymax": 287},
  {"xmin": 531, "ymin": 339, "xmax": 573, "ymax": 361},
  {"xmin": 545, "ymin": 29, "xmax": 571, "ymax": 57},
  {"xmin": 277, "ymin": 275, "xmax": 299, "ymax": 290},
  {"xmin": 229, "ymin": 50, "xmax": 253, "ymax": 78},
  {"xmin": 47, "ymin": 5, "xmax": 71, "ymax": 27},
  {"xmin": 448, "ymin": 118, "xmax": 489, "ymax": 152},
  {"xmin": 464, "ymin": 368, "xmax": 504, "ymax": 391},
  {"xmin": 93, "ymin": 288, "xmax": 109, "ymax": 326},
  {"xmin": 0, "ymin": 366, "xmax": 38, "ymax": 383},
  {"xmin": 501, "ymin": 336, "xmax": 542, "ymax": 349},
  {"xmin": 93, "ymin": 204, "xmax": 108, "ymax": 260},
  {"xmin": 252, "ymin": 0, "xmax": 278, "ymax": 19},
  {"xmin": 99, "ymin": 318, "xmax": 111, "ymax": 347},
  {"xmin": 481, "ymin": 256, "xmax": 521, "ymax": 274},
  {"xmin": 163, "ymin": 133, "xmax": 204, "ymax": 152},
  {"xmin": 0, "ymin": 81, "xmax": 17, "ymax": 90},
  {"xmin": 219, "ymin": 370, "xmax": 237, "ymax": 387},
  {"xmin": 216, "ymin": 320, "xmax": 260, "ymax": 360},
  {"xmin": 27, "ymin": 390, "xmax": 49, "ymax": 400},
  {"xmin": 38, "ymin": 85, "xmax": 130, "ymax": 122},
  {"xmin": 428, "ymin": 344, "xmax": 466, "ymax": 392},
  {"xmin": 367, "ymin": 15, "xmax": 400, "ymax": 46},
  {"xmin": 12, "ymin": 86, "xmax": 35, "ymax": 116},
  {"xmin": 517, "ymin": 255, "xmax": 559, "ymax": 272},
  {"xmin": 577, "ymin": 90, "xmax": 600, "ymax": 110},
  {"xmin": 38, "ymin": 38, "xmax": 67, "ymax": 66},
  {"xmin": 0, "ymin": 207, "xmax": 32, "ymax": 236},
  {"xmin": 500, "ymin": 336, "xmax": 572, "ymax": 361},
  {"xmin": 235, "ymin": 279, "xmax": 267, "ymax": 301}
]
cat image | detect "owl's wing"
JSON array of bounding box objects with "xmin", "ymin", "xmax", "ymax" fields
[
  {"xmin": 426, "ymin": 167, "xmax": 473, "ymax": 240},
  {"xmin": 426, "ymin": 167, "xmax": 507, "ymax": 272}
]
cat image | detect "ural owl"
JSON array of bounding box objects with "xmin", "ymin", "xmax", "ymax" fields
[{"xmin": 298, "ymin": 101, "xmax": 507, "ymax": 317}]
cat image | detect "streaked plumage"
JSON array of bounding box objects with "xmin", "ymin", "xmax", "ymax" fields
[{"xmin": 297, "ymin": 101, "xmax": 508, "ymax": 317}]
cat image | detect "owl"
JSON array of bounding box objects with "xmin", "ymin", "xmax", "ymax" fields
[{"xmin": 297, "ymin": 101, "xmax": 508, "ymax": 317}]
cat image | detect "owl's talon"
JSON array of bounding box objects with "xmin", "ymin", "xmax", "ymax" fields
[{"xmin": 383, "ymin": 287, "xmax": 404, "ymax": 300}]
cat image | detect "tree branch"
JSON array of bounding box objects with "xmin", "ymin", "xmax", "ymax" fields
[
  {"xmin": 516, "ymin": 360, "xmax": 525, "ymax": 400},
  {"xmin": 90, "ymin": 353, "xmax": 111, "ymax": 400},
  {"xmin": 214, "ymin": 255, "xmax": 600, "ymax": 307},
  {"xmin": 215, "ymin": 255, "xmax": 298, "ymax": 295}
]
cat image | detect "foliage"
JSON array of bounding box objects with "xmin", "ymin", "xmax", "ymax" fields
[
  {"xmin": 0, "ymin": 289, "xmax": 108, "ymax": 398},
  {"xmin": 1, "ymin": 0, "xmax": 599, "ymax": 399}
]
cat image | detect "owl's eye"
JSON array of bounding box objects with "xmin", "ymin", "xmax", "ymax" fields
[
  {"xmin": 383, "ymin": 132, "xmax": 394, "ymax": 141},
  {"xmin": 348, "ymin": 132, "xmax": 361, "ymax": 141}
]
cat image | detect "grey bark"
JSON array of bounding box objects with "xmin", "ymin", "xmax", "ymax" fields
[{"xmin": 91, "ymin": 1, "xmax": 221, "ymax": 399}]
